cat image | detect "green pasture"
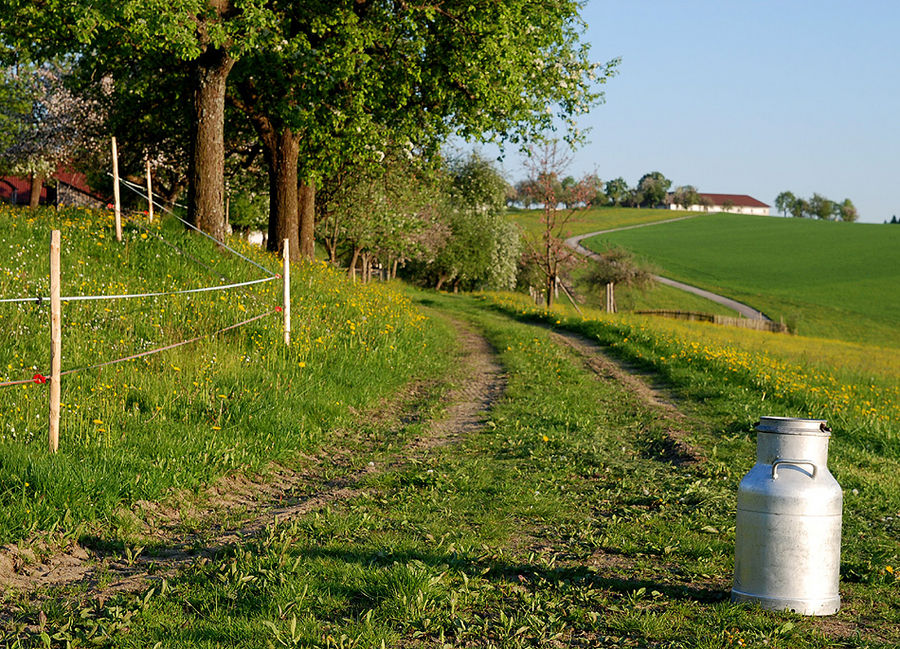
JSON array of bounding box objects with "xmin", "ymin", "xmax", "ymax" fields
[
  {"xmin": 584, "ymin": 213, "xmax": 900, "ymax": 347},
  {"xmin": 507, "ymin": 205, "xmax": 696, "ymax": 238},
  {"xmin": 1, "ymin": 209, "xmax": 898, "ymax": 647},
  {"xmin": 0, "ymin": 206, "xmax": 452, "ymax": 545},
  {"xmin": 566, "ymin": 262, "xmax": 742, "ymax": 317},
  {"xmin": 510, "ymin": 206, "xmax": 741, "ymax": 316},
  {"xmin": 7, "ymin": 291, "xmax": 897, "ymax": 647}
]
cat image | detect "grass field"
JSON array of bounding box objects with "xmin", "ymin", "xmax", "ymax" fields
[
  {"xmin": 0, "ymin": 206, "xmax": 452, "ymax": 545},
  {"xmin": 509, "ymin": 207, "xmax": 741, "ymax": 316},
  {"xmin": 507, "ymin": 205, "xmax": 695, "ymax": 239},
  {"xmin": 6, "ymin": 290, "xmax": 897, "ymax": 647},
  {"xmin": 582, "ymin": 213, "xmax": 900, "ymax": 347},
  {"xmin": 2, "ymin": 207, "xmax": 898, "ymax": 647}
]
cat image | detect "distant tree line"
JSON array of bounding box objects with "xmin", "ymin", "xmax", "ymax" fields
[
  {"xmin": 511, "ymin": 170, "xmax": 713, "ymax": 211},
  {"xmin": 774, "ymin": 191, "xmax": 858, "ymax": 222},
  {"xmin": 513, "ymin": 171, "xmax": 675, "ymax": 209}
]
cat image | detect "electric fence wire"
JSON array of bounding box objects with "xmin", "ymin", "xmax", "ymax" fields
[
  {"xmin": 0, "ymin": 181, "xmax": 281, "ymax": 304},
  {"xmin": 115, "ymin": 175, "xmax": 277, "ymax": 278},
  {"xmin": 0, "ymin": 309, "xmax": 278, "ymax": 389}
]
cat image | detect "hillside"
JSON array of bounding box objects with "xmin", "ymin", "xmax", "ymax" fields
[
  {"xmin": 1, "ymin": 207, "xmax": 898, "ymax": 647},
  {"xmin": 0, "ymin": 205, "xmax": 452, "ymax": 543},
  {"xmin": 584, "ymin": 213, "xmax": 900, "ymax": 347},
  {"xmin": 508, "ymin": 206, "xmax": 743, "ymax": 315},
  {"xmin": 508, "ymin": 205, "xmax": 696, "ymax": 238}
]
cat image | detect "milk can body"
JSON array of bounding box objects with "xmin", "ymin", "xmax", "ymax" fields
[{"xmin": 732, "ymin": 417, "xmax": 842, "ymax": 615}]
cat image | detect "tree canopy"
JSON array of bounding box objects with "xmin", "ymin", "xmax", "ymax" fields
[{"xmin": 1, "ymin": 0, "xmax": 618, "ymax": 256}]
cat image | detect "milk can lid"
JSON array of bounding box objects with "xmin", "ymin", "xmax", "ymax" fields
[{"xmin": 756, "ymin": 416, "xmax": 831, "ymax": 436}]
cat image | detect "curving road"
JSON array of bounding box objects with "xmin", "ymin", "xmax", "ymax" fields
[{"xmin": 565, "ymin": 218, "xmax": 771, "ymax": 321}]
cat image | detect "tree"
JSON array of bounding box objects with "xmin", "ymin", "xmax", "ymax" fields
[
  {"xmin": 808, "ymin": 193, "xmax": 834, "ymax": 220},
  {"xmin": 585, "ymin": 245, "xmax": 653, "ymax": 313},
  {"xmin": 790, "ymin": 197, "xmax": 809, "ymax": 218},
  {"xmin": 604, "ymin": 177, "xmax": 629, "ymax": 206},
  {"xmin": 837, "ymin": 198, "xmax": 858, "ymax": 222},
  {"xmin": 321, "ymin": 146, "xmax": 447, "ymax": 279},
  {"xmin": 672, "ymin": 185, "xmax": 701, "ymax": 210},
  {"xmin": 635, "ymin": 171, "xmax": 671, "ymax": 208},
  {"xmin": 231, "ymin": 1, "xmax": 618, "ymax": 259},
  {"xmin": 519, "ymin": 140, "xmax": 594, "ymax": 307},
  {"xmin": 774, "ymin": 191, "xmax": 796, "ymax": 217},
  {"xmin": 514, "ymin": 179, "xmax": 537, "ymax": 208},
  {"xmin": 2, "ymin": 0, "xmax": 279, "ymax": 238},
  {"xmin": 0, "ymin": 60, "xmax": 100, "ymax": 207},
  {"xmin": 423, "ymin": 152, "xmax": 520, "ymax": 291},
  {"xmin": 5, "ymin": 1, "xmax": 617, "ymax": 253}
]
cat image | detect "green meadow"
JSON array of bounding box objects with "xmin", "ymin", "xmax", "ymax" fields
[
  {"xmin": 507, "ymin": 205, "xmax": 693, "ymax": 238},
  {"xmin": 583, "ymin": 213, "xmax": 900, "ymax": 347},
  {"xmin": 1, "ymin": 207, "xmax": 898, "ymax": 648}
]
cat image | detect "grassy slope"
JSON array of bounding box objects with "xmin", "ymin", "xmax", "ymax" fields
[
  {"xmin": 507, "ymin": 205, "xmax": 696, "ymax": 238},
  {"xmin": 583, "ymin": 213, "xmax": 900, "ymax": 347},
  {"xmin": 509, "ymin": 207, "xmax": 742, "ymax": 316},
  {"xmin": 0, "ymin": 206, "xmax": 452, "ymax": 544},
  {"xmin": 15, "ymin": 291, "xmax": 898, "ymax": 648}
]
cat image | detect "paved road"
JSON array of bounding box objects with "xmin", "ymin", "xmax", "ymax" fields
[{"xmin": 565, "ymin": 218, "xmax": 771, "ymax": 321}]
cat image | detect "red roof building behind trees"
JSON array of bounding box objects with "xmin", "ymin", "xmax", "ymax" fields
[{"xmin": 0, "ymin": 166, "xmax": 107, "ymax": 208}]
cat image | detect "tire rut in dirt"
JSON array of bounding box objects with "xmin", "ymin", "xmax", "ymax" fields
[{"xmin": 547, "ymin": 329, "xmax": 702, "ymax": 466}]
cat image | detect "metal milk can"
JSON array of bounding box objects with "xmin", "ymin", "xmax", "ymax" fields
[{"xmin": 732, "ymin": 416, "xmax": 842, "ymax": 615}]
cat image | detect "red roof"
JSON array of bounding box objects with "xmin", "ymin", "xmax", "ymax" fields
[
  {"xmin": 0, "ymin": 175, "xmax": 48, "ymax": 203},
  {"xmin": 699, "ymin": 193, "xmax": 769, "ymax": 208},
  {"xmin": 0, "ymin": 165, "xmax": 107, "ymax": 205}
]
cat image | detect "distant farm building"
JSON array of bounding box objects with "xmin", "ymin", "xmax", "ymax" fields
[
  {"xmin": 666, "ymin": 193, "xmax": 770, "ymax": 216},
  {"xmin": 0, "ymin": 167, "xmax": 107, "ymax": 209}
]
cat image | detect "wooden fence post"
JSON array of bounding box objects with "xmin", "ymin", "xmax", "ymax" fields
[
  {"xmin": 283, "ymin": 239, "xmax": 291, "ymax": 346},
  {"xmin": 49, "ymin": 230, "xmax": 61, "ymax": 453},
  {"xmin": 146, "ymin": 160, "xmax": 154, "ymax": 223},
  {"xmin": 112, "ymin": 137, "xmax": 122, "ymax": 242}
]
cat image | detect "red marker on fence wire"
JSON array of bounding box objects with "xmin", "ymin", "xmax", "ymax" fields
[{"xmin": 33, "ymin": 373, "xmax": 47, "ymax": 384}]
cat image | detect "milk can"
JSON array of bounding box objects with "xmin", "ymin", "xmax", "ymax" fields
[{"xmin": 732, "ymin": 416, "xmax": 842, "ymax": 615}]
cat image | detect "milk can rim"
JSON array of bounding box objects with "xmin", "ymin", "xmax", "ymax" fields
[{"xmin": 756, "ymin": 416, "xmax": 830, "ymax": 435}]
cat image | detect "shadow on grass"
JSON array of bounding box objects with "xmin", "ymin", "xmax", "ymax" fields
[{"xmin": 299, "ymin": 544, "xmax": 730, "ymax": 607}]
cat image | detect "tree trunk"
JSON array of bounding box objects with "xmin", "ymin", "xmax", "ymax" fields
[
  {"xmin": 348, "ymin": 247, "xmax": 360, "ymax": 281},
  {"xmin": 187, "ymin": 47, "xmax": 234, "ymax": 240},
  {"xmin": 546, "ymin": 274, "xmax": 555, "ymax": 308},
  {"xmin": 391, "ymin": 259, "xmax": 398, "ymax": 279},
  {"xmin": 362, "ymin": 252, "xmax": 371, "ymax": 283},
  {"xmin": 299, "ymin": 179, "xmax": 316, "ymax": 260},
  {"xmin": 262, "ymin": 129, "xmax": 301, "ymax": 261},
  {"xmin": 435, "ymin": 273, "xmax": 448, "ymax": 291},
  {"xmin": 29, "ymin": 172, "xmax": 43, "ymax": 208}
]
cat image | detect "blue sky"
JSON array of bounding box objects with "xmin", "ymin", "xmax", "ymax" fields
[{"xmin": 490, "ymin": 1, "xmax": 900, "ymax": 223}]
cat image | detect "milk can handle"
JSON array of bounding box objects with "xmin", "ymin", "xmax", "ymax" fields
[{"xmin": 771, "ymin": 459, "xmax": 817, "ymax": 479}]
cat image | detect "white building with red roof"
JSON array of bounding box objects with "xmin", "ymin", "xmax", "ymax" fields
[{"xmin": 667, "ymin": 192, "xmax": 770, "ymax": 216}]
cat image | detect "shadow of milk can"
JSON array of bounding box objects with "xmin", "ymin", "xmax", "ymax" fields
[{"xmin": 732, "ymin": 416, "xmax": 842, "ymax": 615}]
